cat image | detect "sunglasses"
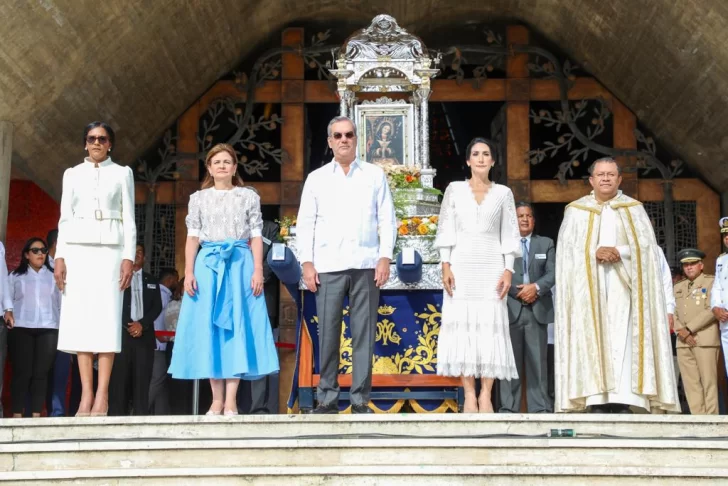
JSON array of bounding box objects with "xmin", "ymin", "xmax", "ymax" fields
[
  {"xmin": 332, "ymin": 131, "xmax": 355, "ymax": 140},
  {"xmin": 86, "ymin": 136, "xmax": 109, "ymax": 145},
  {"xmin": 29, "ymin": 247, "xmax": 48, "ymax": 255}
]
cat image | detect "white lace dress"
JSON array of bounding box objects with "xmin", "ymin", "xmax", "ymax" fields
[{"xmin": 435, "ymin": 181, "xmax": 521, "ymax": 379}]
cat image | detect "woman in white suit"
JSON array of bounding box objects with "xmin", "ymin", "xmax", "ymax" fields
[{"xmin": 54, "ymin": 121, "xmax": 136, "ymax": 416}]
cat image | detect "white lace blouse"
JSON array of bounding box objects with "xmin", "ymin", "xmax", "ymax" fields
[{"xmin": 185, "ymin": 186, "xmax": 263, "ymax": 242}]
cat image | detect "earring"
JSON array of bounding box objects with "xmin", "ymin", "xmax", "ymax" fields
[
  {"xmin": 108, "ymin": 148, "xmax": 112, "ymax": 153},
  {"xmin": 85, "ymin": 147, "xmax": 88, "ymax": 151}
]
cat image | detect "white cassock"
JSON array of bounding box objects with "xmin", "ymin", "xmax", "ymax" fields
[{"xmin": 554, "ymin": 191, "xmax": 679, "ymax": 413}]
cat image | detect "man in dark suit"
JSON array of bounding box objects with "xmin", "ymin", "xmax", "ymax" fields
[
  {"xmin": 109, "ymin": 244, "xmax": 163, "ymax": 416},
  {"xmin": 238, "ymin": 218, "xmax": 281, "ymax": 414},
  {"xmin": 499, "ymin": 202, "xmax": 555, "ymax": 413}
]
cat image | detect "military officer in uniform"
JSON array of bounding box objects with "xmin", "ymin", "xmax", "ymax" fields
[
  {"xmin": 710, "ymin": 217, "xmax": 728, "ymax": 380},
  {"xmin": 673, "ymin": 248, "xmax": 719, "ymax": 414}
]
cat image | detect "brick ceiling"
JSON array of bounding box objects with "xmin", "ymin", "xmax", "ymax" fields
[{"xmin": 2, "ymin": 0, "xmax": 727, "ymax": 198}]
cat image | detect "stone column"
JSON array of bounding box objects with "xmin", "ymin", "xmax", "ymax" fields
[{"xmin": 0, "ymin": 121, "xmax": 13, "ymax": 243}]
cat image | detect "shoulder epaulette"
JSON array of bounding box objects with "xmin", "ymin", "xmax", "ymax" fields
[{"xmin": 675, "ymin": 278, "xmax": 687, "ymax": 285}]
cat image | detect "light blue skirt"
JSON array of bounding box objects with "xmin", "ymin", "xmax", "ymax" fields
[{"xmin": 168, "ymin": 239, "xmax": 279, "ymax": 380}]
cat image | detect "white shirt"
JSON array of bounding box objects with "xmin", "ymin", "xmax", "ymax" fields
[
  {"xmin": 164, "ymin": 299, "xmax": 182, "ymax": 342},
  {"xmin": 186, "ymin": 186, "xmax": 263, "ymax": 242},
  {"xmin": 8, "ymin": 266, "xmax": 61, "ymax": 329},
  {"xmin": 296, "ymin": 159, "xmax": 397, "ymax": 273},
  {"xmin": 656, "ymin": 247, "xmax": 675, "ymax": 314},
  {"xmin": 154, "ymin": 284, "xmax": 172, "ymax": 351},
  {"xmin": 711, "ymin": 253, "xmax": 728, "ymax": 324},
  {"xmin": 0, "ymin": 242, "xmax": 11, "ymax": 311}
]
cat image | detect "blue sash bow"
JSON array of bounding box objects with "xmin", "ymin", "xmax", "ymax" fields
[{"xmin": 202, "ymin": 239, "xmax": 249, "ymax": 331}]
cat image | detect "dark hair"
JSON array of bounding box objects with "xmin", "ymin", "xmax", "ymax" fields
[
  {"xmin": 46, "ymin": 229, "xmax": 58, "ymax": 249},
  {"xmin": 516, "ymin": 201, "xmax": 533, "ymax": 210},
  {"xmin": 587, "ymin": 157, "xmax": 622, "ymax": 175},
  {"xmin": 136, "ymin": 243, "xmax": 145, "ymax": 255},
  {"xmin": 465, "ymin": 137, "xmax": 497, "ymax": 164},
  {"xmin": 83, "ymin": 121, "xmax": 116, "ymax": 148},
  {"xmin": 158, "ymin": 267, "xmax": 179, "ymax": 282},
  {"xmin": 13, "ymin": 237, "xmax": 52, "ymax": 276}
]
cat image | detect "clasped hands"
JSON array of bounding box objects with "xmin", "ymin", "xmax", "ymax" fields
[
  {"xmin": 515, "ymin": 283, "xmax": 538, "ymax": 304},
  {"xmin": 596, "ymin": 246, "xmax": 621, "ymax": 264},
  {"xmin": 676, "ymin": 327, "xmax": 697, "ymax": 347}
]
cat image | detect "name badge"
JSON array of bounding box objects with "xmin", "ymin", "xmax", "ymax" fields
[
  {"xmin": 271, "ymin": 243, "xmax": 286, "ymax": 261},
  {"xmin": 262, "ymin": 236, "xmax": 272, "ymax": 245},
  {"xmin": 535, "ymin": 253, "xmax": 547, "ymax": 260},
  {"xmin": 402, "ymin": 247, "xmax": 416, "ymax": 265},
  {"xmin": 146, "ymin": 283, "xmax": 157, "ymax": 289}
]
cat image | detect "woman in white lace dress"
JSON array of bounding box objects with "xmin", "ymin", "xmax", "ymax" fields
[{"xmin": 435, "ymin": 137, "xmax": 521, "ymax": 413}]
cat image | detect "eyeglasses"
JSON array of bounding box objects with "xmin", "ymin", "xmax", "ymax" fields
[
  {"xmin": 86, "ymin": 136, "xmax": 109, "ymax": 145},
  {"xmin": 332, "ymin": 131, "xmax": 355, "ymax": 140},
  {"xmin": 29, "ymin": 248, "xmax": 48, "ymax": 255}
]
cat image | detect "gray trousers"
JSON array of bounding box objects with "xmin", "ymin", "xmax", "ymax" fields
[
  {"xmin": 499, "ymin": 306, "xmax": 550, "ymax": 413},
  {"xmin": 148, "ymin": 350, "xmax": 170, "ymax": 415},
  {"xmin": 0, "ymin": 324, "xmax": 6, "ymax": 417},
  {"xmin": 316, "ymin": 269, "xmax": 379, "ymax": 406}
]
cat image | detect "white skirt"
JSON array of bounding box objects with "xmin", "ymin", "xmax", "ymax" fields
[{"xmin": 57, "ymin": 243, "xmax": 123, "ymax": 353}]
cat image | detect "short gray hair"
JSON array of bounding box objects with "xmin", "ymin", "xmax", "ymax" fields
[
  {"xmin": 327, "ymin": 116, "xmax": 357, "ymax": 137},
  {"xmin": 516, "ymin": 201, "xmax": 533, "ymax": 210},
  {"xmin": 588, "ymin": 157, "xmax": 622, "ymax": 175}
]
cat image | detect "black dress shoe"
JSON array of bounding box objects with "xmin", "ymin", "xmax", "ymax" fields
[
  {"xmin": 351, "ymin": 403, "xmax": 374, "ymax": 414},
  {"xmin": 311, "ymin": 402, "xmax": 339, "ymax": 414},
  {"xmin": 610, "ymin": 404, "xmax": 633, "ymax": 414},
  {"xmin": 589, "ymin": 404, "xmax": 611, "ymax": 413}
]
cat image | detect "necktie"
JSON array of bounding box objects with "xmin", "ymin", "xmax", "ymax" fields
[
  {"xmin": 522, "ymin": 238, "xmax": 530, "ymax": 284},
  {"xmin": 131, "ymin": 272, "xmax": 144, "ymax": 321}
]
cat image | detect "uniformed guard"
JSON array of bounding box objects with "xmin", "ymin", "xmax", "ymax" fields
[
  {"xmin": 710, "ymin": 217, "xmax": 728, "ymax": 381},
  {"xmin": 674, "ymin": 248, "xmax": 719, "ymax": 414}
]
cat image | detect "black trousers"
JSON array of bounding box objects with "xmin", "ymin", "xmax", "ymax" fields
[
  {"xmin": 165, "ymin": 342, "xmax": 194, "ymax": 415},
  {"xmin": 109, "ymin": 332, "xmax": 155, "ymax": 416},
  {"xmin": 8, "ymin": 327, "xmax": 58, "ymax": 414}
]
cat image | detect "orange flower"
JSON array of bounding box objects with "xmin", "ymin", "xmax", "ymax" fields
[
  {"xmin": 280, "ymin": 227, "xmax": 289, "ymax": 237},
  {"xmin": 405, "ymin": 174, "xmax": 414, "ymax": 183},
  {"xmin": 411, "ymin": 217, "xmax": 422, "ymax": 225},
  {"xmin": 417, "ymin": 223, "xmax": 429, "ymax": 235},
  {"xmin": 398, "ymin": 226, "xmax": 409, "ymax": 236},
  {"xmin": 430, "ymin": 215, "xmax": 439, "ymax": 224}
]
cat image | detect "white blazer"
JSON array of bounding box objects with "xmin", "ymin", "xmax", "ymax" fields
[{"xmin": 55, "ymin": 157, "xmax": 137, "ymax": 262}]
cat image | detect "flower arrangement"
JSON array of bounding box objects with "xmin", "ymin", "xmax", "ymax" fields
[
  {"xmin": 275, "ymin": 216, "xmax": 297, "ymax": 238},
  {"xmin": 380, "ymin": 164, "xmax": 422, "ymax": 191},
  {"xmin": 397, "ymin": 215, "xmax": 439, "ymax": 237}
]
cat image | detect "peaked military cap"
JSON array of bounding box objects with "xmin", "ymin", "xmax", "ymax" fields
[{"xmin": 677, "ymin": 248, "xmax": 705, "ymax": 263}]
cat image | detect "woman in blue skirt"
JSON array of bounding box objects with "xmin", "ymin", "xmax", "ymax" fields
[{"xmin": 169, "ymin": 143, "xmax": 279, "ymax": 415}]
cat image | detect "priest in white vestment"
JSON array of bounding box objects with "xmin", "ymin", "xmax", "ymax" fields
[{"xmin": 555, "ymin": 157, "xmax": 679, "ymax": 413}]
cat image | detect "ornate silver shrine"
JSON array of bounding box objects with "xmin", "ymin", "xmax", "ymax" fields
[{"xmin": 329, "ymin": 14, "xmax": 441, "ymax": 188}]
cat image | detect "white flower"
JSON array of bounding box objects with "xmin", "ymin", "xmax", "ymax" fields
[{"xmin": 428, "ymin": 223, "xmax": 437, "ymax": 232}]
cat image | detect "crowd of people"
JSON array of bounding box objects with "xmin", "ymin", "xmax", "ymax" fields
[
  {"xmin": 298, "ymin": 115, "xmax": 728, "ymax": 415},
  {"xmin": 0, "ymin": 122, "xmax": 281, "ymax": 418},
  {"xmin": 1, "ymin": 115, "xmax": 727, "ymax": 417}
]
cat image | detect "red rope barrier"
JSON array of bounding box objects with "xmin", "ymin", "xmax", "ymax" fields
[{"xmin": 154, "ymin": 330, "xmax": 296, "ymax": 349}]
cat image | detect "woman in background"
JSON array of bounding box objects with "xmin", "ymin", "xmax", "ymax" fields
[
  {"xmin": 169, "ymin": 143, "xmax": 278, "ymax": 415},
  {"xmin": 5, "ymin": 237, "xmax": 61, "ymax": 417}
]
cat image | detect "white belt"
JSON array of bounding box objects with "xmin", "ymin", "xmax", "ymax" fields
[{"xmin": 77, "ymin": 209, "xmax": 122, "ymax": 221}]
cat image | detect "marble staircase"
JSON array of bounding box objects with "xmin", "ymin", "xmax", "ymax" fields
[{"xmin": 1, "ymin": 414, "xmax": 727, "ymax": 484}]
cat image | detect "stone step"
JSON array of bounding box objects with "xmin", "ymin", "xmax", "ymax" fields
[
  {"xmin": 2, "ymin": 437, "xmax": 728, "ymax": 473},
  {"xmin": 1, "ymin": 414, "xmax": 726, "ymax": 443},
  {"xmin": 2, "ymin": 465, "xmax": 728, "ymax": 485}
]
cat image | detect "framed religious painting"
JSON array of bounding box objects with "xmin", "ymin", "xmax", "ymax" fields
[{"xmin": 354, "ymin": 99, "xmax": 416, "ymax": 167}]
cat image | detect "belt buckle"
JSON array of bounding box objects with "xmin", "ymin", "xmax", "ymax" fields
[{"xmin": 94, "ymin": 209, "xmax": 103, "ymax": 220}]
